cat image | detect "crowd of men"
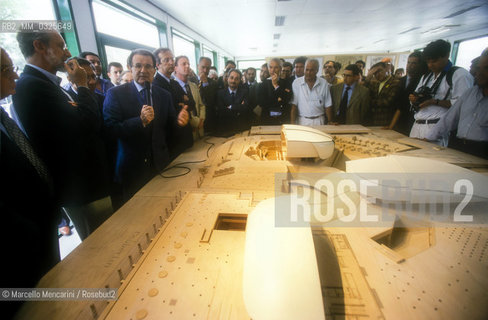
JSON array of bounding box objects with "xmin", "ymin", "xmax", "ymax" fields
[{"xmin": 1, "ymin": 28, "xmax": 487, "ymax": 316}]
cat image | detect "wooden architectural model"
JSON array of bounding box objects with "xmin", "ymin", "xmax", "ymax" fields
[{"xmin": 16, "ymin": 125, "xmax": 488, "ymax": 320}]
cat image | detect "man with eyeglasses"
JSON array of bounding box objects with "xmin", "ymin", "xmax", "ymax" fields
[
  {"xmin": 197, "ymin": 56, "xmax": 219, "ymax": 135},
  {"xmin": 13, "ymin": 29, "xmax": 108, "ymax": 240},
  {"xmin": 258, "ymin": 58, "xmax": 292, "ymax": 125},
  {"xmin": 322, "ymin": 60, "xmax": 343, "ymax": 86},
  {"xmin": 1, "ymin": 47, "xmax": 60, "ymax": 318},
  {"xmin": 329, "ymin": 64, "xmax": 371, "ymax": 125},
  {"xmin": 103, "ymin": 49, "xmax": 189, "ymax": 203}
]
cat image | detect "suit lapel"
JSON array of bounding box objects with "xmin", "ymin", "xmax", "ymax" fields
[
  {"xmin": 348, "ymin": 84, "xmax": 360, "ymax": 107},
  {"xmin": 189, "ymin": 83, "xmax": 200, "ymax": 117}
]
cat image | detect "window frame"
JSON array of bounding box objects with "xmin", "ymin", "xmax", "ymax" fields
[
  {"xmin": 452, "ymin": 34, "xmax": 488, "ymax": 65},
  {"xmin": 89, "ymin": 0, "xmax": 167, "ymax": 74}
]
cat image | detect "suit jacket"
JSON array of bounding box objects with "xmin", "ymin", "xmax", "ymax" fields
[
  {"xmin": 330, "ymin": 83, "xmax": 371, "ymax": 125},
  {"xmin": 153, "ymin": 72, "xmax": 179, "ymax": 108},
  {"xmin": 103, "ymin": 81, "xmax": 178, "ymax": 197},
  {"xmin": 0, "ymin": 114, "xmax": 59, "ymax": 318},
  {"xmin": 13, "ymin": 65, "xmax": 102, "ymax": 206},
  {"xmin": 217, "ymin": 86, "xmax": 250, "ymax": 136},
  {"xmin": 66, "ymin": 86, "xmax": 111, "ymax": 198},
  {"xmin": 364, "ymin": 76, "xmax": 401, "ymax": 126},
  {"xmin": 258, "ymin": 78, "xmax": 292, "ymax": 125},
  {"xmin": 188, "ymin": 81, "xmax": 206, "ymax": 139},
  {"xmin": 199, "ymin": 78, "xmax": 219, "ymax": 134},
  {"xmin": 244, "ymin": 82, "xmax": 260, "ymax": 125},
  {"xmin": 170, "ymin": 80, "xmax": 204, "ymax": 155},
  {"xmin": 394, "ymin": 75, "xmax": 422, "ymax": 135}
]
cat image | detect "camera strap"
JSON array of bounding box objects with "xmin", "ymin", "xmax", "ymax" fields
[
  {"xmin": 423, "ymin": 71, "xmax": 446, "ymax": 97},
  {"xmin": 422, "ymin": 65, "xmax": 459, "ymax": 101}
]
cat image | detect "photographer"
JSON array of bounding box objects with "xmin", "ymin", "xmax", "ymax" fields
[
  {"xmin": 409, "ymin": 40, "xmax": 473, "ymax": 146},
  {"xmin": 425, "ymin": 49, "xmax": 488, "ymax": 159}
]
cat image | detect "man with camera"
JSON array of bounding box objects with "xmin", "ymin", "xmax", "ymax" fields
[
  {"xmin": 425, "ymin": 49, "xmax": 488, "ymax": 159},
  {"xmin": 409, "ymin": 40, "xmax": 473, "ymax": 146}
]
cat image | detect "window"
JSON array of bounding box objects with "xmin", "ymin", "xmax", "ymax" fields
[
  {"xmin": 454, "ymin": 35, "xmax": 488, "ymax": 70},
  {"xmin": 92, "ymin": 0, "xmax": 159, "ymax": 49},
  {"xmin": 91, "ymin": 0, "xmax": 165, "ymax": 73},
  {"xmin": 172, "ymin": 29, "xmax": 197, "ymax": 70},
  {"xmin": 238, "ymin": 59, "xmax": 266, "ymax": 82},
  {"xmin": 0, "ymin": 0, "xmax": 56, "ymax": 73},
  {"xmin": 218, "ymin": 54, "xmax": 226, "ymax": 75},
  {"xmin": 202, "ymin": 46, "xmax": 214, "ymax": 65},
  {"xmin": 105, "ymin": 46, "xmax": 132, "ymax": 69}
]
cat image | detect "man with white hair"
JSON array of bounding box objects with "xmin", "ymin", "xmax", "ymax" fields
[
  {"xmin": 258, "ymin": 58, "xmax": 292, "ymax": 125},
  {"xmin": 290, "ymin": 59, "xmax": 332, "ymax": 125}
]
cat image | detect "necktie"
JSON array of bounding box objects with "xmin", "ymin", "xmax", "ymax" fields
[
  {"xmin": 0, "ymin": 108, "xmax": 53, "ymax": 189},
  {"xmin": 230, "ymin": 91, "xmax": 235, "ymax": 103},
  {"xmin": 140, "ymin": 89, "xmax": 146, "ymax": 104},
  {"xmin": 337, "ymin": 86, "xmax": 351, "ymax": 124}
]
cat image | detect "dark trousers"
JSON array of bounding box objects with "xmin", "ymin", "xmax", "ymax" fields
[{"xmin": 449, "ymin": 136, "xmax": 488, "ymax": 159}]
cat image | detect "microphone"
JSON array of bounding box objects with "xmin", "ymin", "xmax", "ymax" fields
[{"xmin": 144, "ymin": 81, "xmax": 151, "ymax": 106}]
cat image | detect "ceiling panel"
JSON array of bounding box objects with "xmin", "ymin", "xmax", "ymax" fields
[{"xmin": 148, "ymin": 0, "xmax": 488, "ymax": 58}]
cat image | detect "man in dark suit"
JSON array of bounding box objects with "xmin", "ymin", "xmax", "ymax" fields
[
  {"xmin": 65, "ymin": 57, "xmax": 114, "ymax": 217},
  {"xmin": 170, "ymin": 56, "xmax": 205, "ymax": 153},
  {"xmin": 1, "ymin": 47, "xmax": 60, "ymax": 318},
  {"xmin": 66, "ymin": 57, "xmax": 105, "ymax": 112},
  {"xmin": 217, "ymin": 69, "xmax": 250, "ymax": 136},
  {"xmin": 79, "ymin": 51, "xmax": 113, "ymax": 96},
  {"xmin": 329, "ymin": 64, "xmax": 371, "ymax": 125},
  {"xmin": 13, "ymin": 30, "xmax": 107, "ymax": 240},
  {"xmin": 387, "ymin": 52, "xmax": 427, "ymax": 135},
  {"xmin": 243, "ymin": 67, "xmax": 260, "ymax": 125},
  {"xmin": 103, "ymin": 49, "xmax": 189, "ymax": 202},
  {"xmin": 258, "ymin": 58, "xmax": 292, "ymax": 125},
  {"xmin": 152, "ymin": 47, "xmax": 189, "ymax": 159},
  {"xmin": 217, "ymin": 60, "xmax": 236, "ymax": 89},
  {"xmin": 197, "ymin": 56, "xmax": 219, "ymax": 135},
  {"xmin": 153, "ymin": 47, "xmax": 179, "ymax": 106}
]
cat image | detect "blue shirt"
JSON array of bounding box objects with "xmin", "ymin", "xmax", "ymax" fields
[
  {"xmin": 341, "ymin": 82, "xmax": 356, "ymax": 107},
  {"xmin": 426, "ymin": 85, "xmax": 488, "ymax": 142},
  {"xmin": 175, "ymin": 77, "xmax": 189, "ymax": 94},
  {"xmin": 95, "ymin": 78, "xmax": 113, "ymax": 96}
]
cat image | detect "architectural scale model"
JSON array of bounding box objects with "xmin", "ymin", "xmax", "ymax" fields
[{"xmin": 16, "ymin": 125, "xmax": 488, "ymax": 320}]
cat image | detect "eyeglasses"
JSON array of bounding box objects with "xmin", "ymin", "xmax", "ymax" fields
[
  {"xmin": 343, "ymin": 73, "xmax": 355, "ymax": 78},
  {"xmin": 133, "ymin": 63, "xmax": 155, "ymax": 71},
  {"xmin": 1, "ymin": 65, "xmax": 19, "ymax": 74}
]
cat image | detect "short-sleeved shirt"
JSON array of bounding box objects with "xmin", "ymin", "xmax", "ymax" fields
[{"xmin": 291, "ymin": 76, "xmax": 332, "ymax": 118}]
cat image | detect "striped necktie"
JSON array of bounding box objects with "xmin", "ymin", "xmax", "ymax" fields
[{"xmin": 0, "ymin": 108, "xmax": 53, "ymax": 190}]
